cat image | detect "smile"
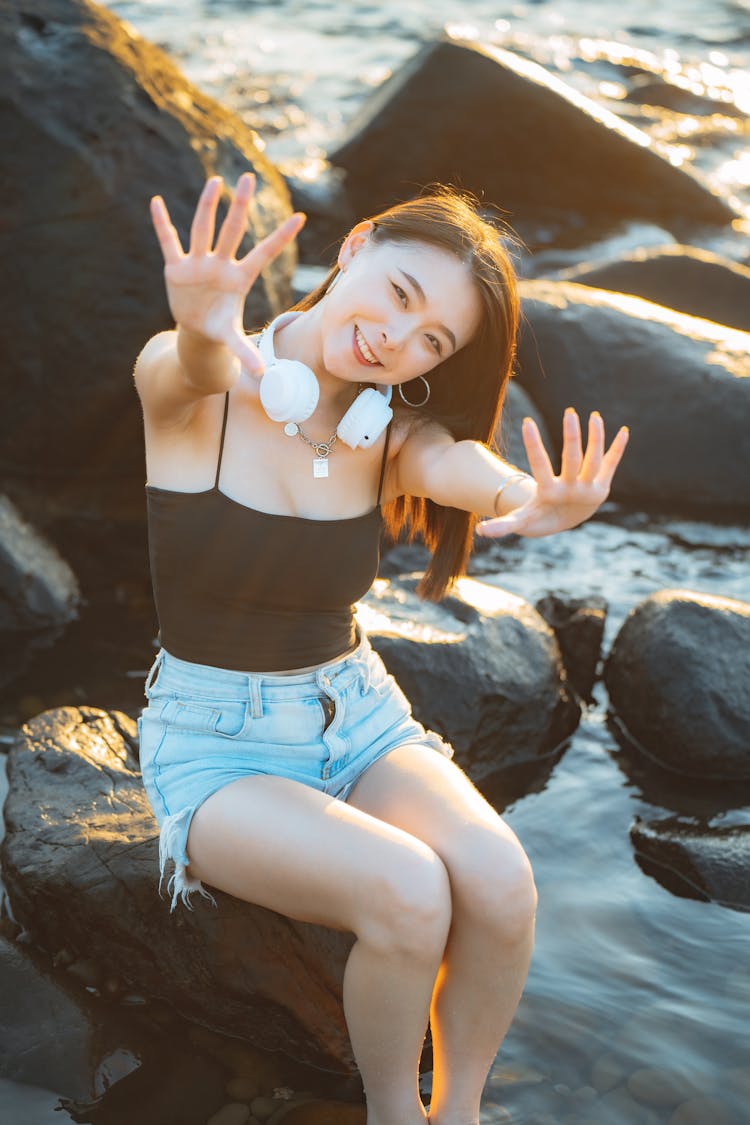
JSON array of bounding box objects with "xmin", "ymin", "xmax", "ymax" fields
[{"xmin": 354, "ymin": 325, "xmax": 381, "ymax": 366}]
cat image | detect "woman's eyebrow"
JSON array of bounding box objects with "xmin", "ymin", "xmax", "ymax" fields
[{"xmin": 397, "ymin": 268, "xmax": 457, "ymax": 351}]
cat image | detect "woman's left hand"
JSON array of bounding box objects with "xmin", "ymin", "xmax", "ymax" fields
[{"xmin": 476, "ymin": 408, "xmax": 630, "ymax": 538}]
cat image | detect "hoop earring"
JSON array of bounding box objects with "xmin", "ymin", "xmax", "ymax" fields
[{"xmin": 397, "ymin": 376, "xmax": 431, "ymax": 407}]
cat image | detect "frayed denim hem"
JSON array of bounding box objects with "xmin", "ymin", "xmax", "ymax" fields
[{"xmin": 157, "ymin": 806, "xmax": 218, "ymax": 914}]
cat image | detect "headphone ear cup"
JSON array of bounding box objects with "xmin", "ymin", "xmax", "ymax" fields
[
  {"xmin": 336, "ymin": 387, "xmax": 394, "ymax": 449},
  {"xmin": 259, "ymin": 359, "xmax": 319, "ymax": 424}
]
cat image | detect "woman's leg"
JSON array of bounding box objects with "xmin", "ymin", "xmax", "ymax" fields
[
  {"xmin": 186, "ymin": 775, "xmax": 453, "ymax": 1125},
  {"xmin": 345, "ymin": 745, "xmax": 539, "ymax": 1125}
]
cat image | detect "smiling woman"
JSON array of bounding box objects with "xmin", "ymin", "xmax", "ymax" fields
[{"xmin": 134, "ymin": 172, "xmax": 629, "ymax": 1125}]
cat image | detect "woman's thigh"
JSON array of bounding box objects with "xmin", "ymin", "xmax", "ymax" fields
[
  {"xmin": 343, "ymin": 743, "xmax": 537, "ymax": 904},
  {"xmin": 186, "ymin": 773, "xmax": 450, "ymax": 934}
]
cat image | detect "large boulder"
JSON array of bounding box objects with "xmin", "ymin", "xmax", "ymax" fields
[
  {"xmin": 1, "ymin": 0, "xmax": 295, "ymax": 524},
  {"xmin": 0, "ymin": 495, "xmax": 80, "ymax": 690},
  {"xmin": 1, "ymin": 708, "xmax": 358, "ymax": 1073},
  {"xmin": 603, "ymin": 590, "xmax": 750, "ymax": 780},
  {"xmin": 515, "ymin": 280, "xmax": 750, "ymax": 514},
  {"xmin": 359, "ymin": 575, "xmax": 581, "ymax": 781},
  {"xmin": 551, "ymin": 246, "xmax": 750, "ymax": 333},
  {"xmin": 630, "ymin": 816, "xmax": 750, "ymax": 913},
  {"xmin": 329, "ymin": 36, "xmax": 736, "ymax": 248}
]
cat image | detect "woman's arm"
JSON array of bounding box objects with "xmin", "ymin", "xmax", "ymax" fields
[{"xmin": 393, "ymin": 408, "xmax": 629, "ymax": 538}]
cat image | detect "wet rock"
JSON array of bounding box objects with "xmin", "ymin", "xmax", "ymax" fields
[
  {"xmin": 1, "ymin": 0, "xmax": 295, "ymax": 524},
  {"xmin": 552, "ymin": 246, "xmax": 750, "ymax": 332},
  {"xmin": 208, "ymin": 1104, "xmax": 251, "ymax": 1125},
  {"xmin": 626, "ymin": 1067, "xmax": 702, "ymax": 1108},
  {"xmin": 0, "ymin": 933, "xmax": 115, "ymax": 1100},
  {"xmin": 623, "ymin": 74, "xmax": 746, "ymax": 118},
  {"xmin": 604, "ymin": 589, "xmax": 750, "ymax": 778},
  {"xmin": 494, "ymin": 381, "xmax": 552, "ymax": 478},
  {"xmin": 630, "ymin": 816, "xmax": 750, "ymax": 913},
  {"xmin": 329, "ymin": 36, "xmax": 735, "ymax": 250},
  {"xmin": 0, "ymin": 496, "xmax": 81, "ymax": 690},
  {"xmin": 516, "ymin": 281, "xmax": 750, "ymax": 514},
  {"xmin": 534, "ymin": 593, "xmax": 607, "ymax": 703},
  {"xmin": 360, "ymin": 574, "xmax": 581, "ymax": 780},
  {"xmin": 0, "ymin": 707, "xmax": 358, "ymax": 1071},
  {"xmin": 667, "ymin": 1095, "xmax": 735, "ymax": 1124}
]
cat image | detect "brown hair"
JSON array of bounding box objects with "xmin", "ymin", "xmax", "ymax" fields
[{"xmin": 291, "ymin": 186, "xmax": 520, "ymax": 601}]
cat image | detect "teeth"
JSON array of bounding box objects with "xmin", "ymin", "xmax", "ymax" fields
[{"xmin": 355, "ymin": 325, "xmax": 379, "ymax": 365}]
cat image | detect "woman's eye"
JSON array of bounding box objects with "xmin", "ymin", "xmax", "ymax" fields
[
  {"xmin": 392, "ymin": 282, "xmax": 408, "ymax": 306},
  {"xmin": 427, "ymin": 334, "xmax": 442, "ymax": 355}
]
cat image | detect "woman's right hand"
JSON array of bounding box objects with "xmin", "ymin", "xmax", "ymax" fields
[{"xmin": 149, "ymin": 173, "xmax": 306, "ymax": 376}]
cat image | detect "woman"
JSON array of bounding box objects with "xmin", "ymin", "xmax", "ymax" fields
[{"xmin": 135, "ymin": 172, "xmax": 628, "ymax": 1125}]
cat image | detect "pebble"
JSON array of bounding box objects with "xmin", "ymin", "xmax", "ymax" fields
[
  {"xmin": 251, "ymin": 1096, "xmax": 284, "ymax": 1121},
  {"xmin": 627, "ymin": 1066, "xmax": 702, "ymax": 1107},
  {"xmin": 667, "ymin": 1096, "xmax": 736, "ymax": 1125},
  {"xmin": 65, "ymin": 957, "xmax": 102, "ymax": 987},
  {"xmin": 590, "ymin": 1052, "xmax": 627, "ymax": 1092},
  {"xmin": 207, "ymin": 1104, "xmax": 251, "ymax": 1125},
  {"xmin": 226, "ymin": 1076, "xmax": 263, "ymax": 1103}
]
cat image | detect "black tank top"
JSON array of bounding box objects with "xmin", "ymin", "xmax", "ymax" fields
[{"xmin": 145, "ymin": 391, "xmax": 392, "ymax": 672}]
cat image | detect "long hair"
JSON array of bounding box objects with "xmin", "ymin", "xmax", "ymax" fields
[{"xmin": 290, "ymin": 186, "xmax": 521, "ymax": 601}]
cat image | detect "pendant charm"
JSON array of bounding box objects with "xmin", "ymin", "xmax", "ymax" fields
[
  {"xmin": 313, "ymin": 457, "xmax": 329, "ymax": 478},
  {"xmin": 284, "ymin": 422, "xmax": 299, "ymax": 437}
]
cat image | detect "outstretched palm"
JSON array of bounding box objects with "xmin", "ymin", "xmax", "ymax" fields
[
  {"xmin": 149, "ymin": 173, "xmax": 305, "ymax": 375},
  {"xmin": 477, "ymin": 409, "xmax": 630, "ymax": 538}
]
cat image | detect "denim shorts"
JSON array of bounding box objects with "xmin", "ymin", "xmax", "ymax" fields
[{"xmin": 136, "ymin": 627, "xmax": 455, "ymax": 914}]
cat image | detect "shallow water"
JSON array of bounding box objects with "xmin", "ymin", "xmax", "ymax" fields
[{"xmin": 3, "ymin": 0, "xmax": 750, "ymax": 1120}]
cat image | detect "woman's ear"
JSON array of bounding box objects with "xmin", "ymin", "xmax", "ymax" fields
[{"xmin": 338, "ymin": 220, "xmax": 375, "ymax": 270}]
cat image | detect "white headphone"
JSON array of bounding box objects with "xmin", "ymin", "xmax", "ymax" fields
[{"xmin": 255, "ymin": 311, "xmax": 393, "ymax": 450}]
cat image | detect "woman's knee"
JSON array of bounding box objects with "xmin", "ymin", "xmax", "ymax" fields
[
  {"xmin": 357, "ymin": 843, "xmax": 452, "ymax": 960},
  {"xmin": 452, "ymin": 827, "xmax": 538, "ymax": 942}
]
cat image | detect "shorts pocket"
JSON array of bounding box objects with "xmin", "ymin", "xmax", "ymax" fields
[{"xmin": 158, "ymin": 696, "xmax": 249, "ymax": 738}]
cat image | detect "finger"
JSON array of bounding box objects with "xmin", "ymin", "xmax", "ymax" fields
[
  {"xmin": 476, "ymin": 509, "xmax": 532, "ymax": 538},
  {"xmin": 149, "ymin": 195, "xmax": 185, "ymax": 265},
  {"xmin": 238, "ymin": 212, "xmax": 307, "ymax": 279},
  {"xmin": 189, "ymin": 175, "xmax": 223, "ymax": 256},
  {"xmin": 560, "ymin": 407, "xmax": 583, "ymax": 484},
  {"xmin": 579, "ymin": 411, "xmax": 605, "ymax": 484},
  {"xmin": 521, "ymin": 417, "xmax": 556, "ymax": 487},
  {"xmin": 593, "ymin": 426, "xmax": 630, "ymax": 490},
  {"xmin": 214, "ymin": 172, "xmax": 257, "ymax": 260}
]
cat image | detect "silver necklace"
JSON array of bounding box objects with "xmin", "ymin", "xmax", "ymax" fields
[{"xmin": 283, "ymin": 384, "xmax": 365, "ymax": 478}]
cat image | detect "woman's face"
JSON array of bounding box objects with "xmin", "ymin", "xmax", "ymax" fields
[{"xmin": 318, "ymin": 225, "xmax": 483, "ymax": 387}]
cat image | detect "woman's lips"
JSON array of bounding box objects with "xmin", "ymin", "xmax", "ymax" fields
[{"xmin": 352, "ymin": 325, "xmax": 381, "ymax": 367}]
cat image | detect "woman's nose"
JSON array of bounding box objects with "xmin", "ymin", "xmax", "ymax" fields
[{"xmin": 381, "ymin": 321, "xmax": 408, "ymax": 348}]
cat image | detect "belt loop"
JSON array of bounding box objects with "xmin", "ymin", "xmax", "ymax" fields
[
  {"xmin": 249, "ymin": 676, "xmax": 263, "ymax": 719},
  {"xmin": 145, "ymin": 649, "xmax": 164, "ymax": 694}
]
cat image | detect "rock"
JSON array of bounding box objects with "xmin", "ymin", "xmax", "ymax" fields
[
  {"xmin": 630, "ymin": 816, "xmax": 750, "ymax": 913},
  {"xmin": 534, "ymin": 593, "xmax": 607, "ymax": 703},
  {"xmin": 359, "ymin": 575, "xmax": 580, "ymax": 780},
  {"xmin": 604, "ymin": 589, "xmax": 750, "ymax": 778},
  {"xmin": 493, "ymin": 381, "xmax": 552, "ymax": 478},
  {"xmin": 586, "ymin": 1084, "xmax": 663, "ymax": 1124},
  {"xmin": 0, "ymin": 933, "xmax": 122, "ymax": 1100},
  {"xmin": 552, "ymin": 246, "xmax": 750, "ymax": 332},
  {"xmin": 284, "ymin": 161, "xmax": 357, "ymax": 268},
  {"xmin": 267, "ymin": 1102, "xmax": 365, "ymax": 1124},
  {"xmin": 0, "ymin": 707, "xmax": 359, "ymax": 1071},
  {"xmin": 0, "ymin": 495, "xmax": 81, "ymax": 690},
  {"xmin": 516, "ymin": 281, "xmax": 750, "ymax": 514},
  {"xmin": 626, "ymin": 1067, "xmax": 702, "ymax": 1108},
  {"xmin": 623, "ymin": 73, "xmax": 746, "ymax": 118},
  {"xmin": 667, "ymin": 1095, "xmax": 735, "ymax": 1125},
  {"xmin": 1, "ymin": 0, "xmax": 296, "ymax": 524},
  {"xmin": 590, "ymin": 1053, "xmax": 628, "ymax": 1093},
  {"xmin": 329, "ymin": 36, "xmax": 736, "ymax": 250},
  {"xmin": 208, "ymin": 1104, "xmax": 251, "ymax": 1125}
]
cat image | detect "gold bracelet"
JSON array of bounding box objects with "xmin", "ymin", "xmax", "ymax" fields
[{"xmin": 493, "ymin": 472, "xmax": 533, "ymax": 515}]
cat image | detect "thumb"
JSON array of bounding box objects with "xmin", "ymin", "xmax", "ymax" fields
[{"xmin": 223, "ymin": 328, "xmax": 265, "ymax": 378}]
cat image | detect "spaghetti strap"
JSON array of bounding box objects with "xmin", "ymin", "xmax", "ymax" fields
[
  {"xmin": 214, "ymin": 391, "xmax": 230, "ymax": 489},
  {"xmin": 376, "ymin": 419, "xmax": 393, "ymax": 506}
]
